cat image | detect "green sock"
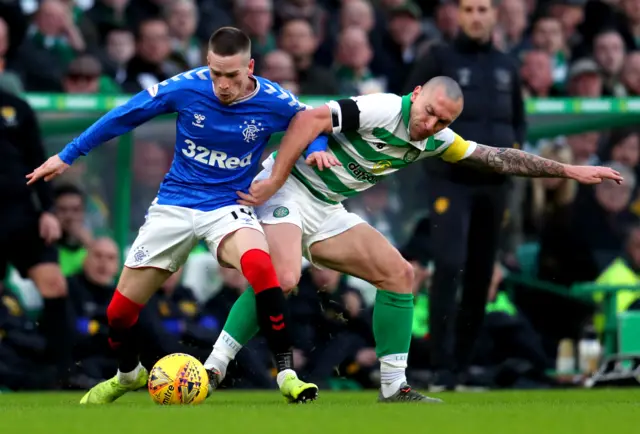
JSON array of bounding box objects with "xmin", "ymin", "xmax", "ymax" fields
[
  {"xmin": 373, "ymin": 290, "xmax": 414, "ymax": 358},
  {"xmin": 374, "ymin": 290, "xmax": 414, "ymax": 394},
  {"xmin": 222, "ymin": 287, "xmax": 260, "ymax": 346}
]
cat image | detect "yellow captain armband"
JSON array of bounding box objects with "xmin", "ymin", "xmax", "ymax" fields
[{"xmin": 440, "ymin": 133, "xmax": 472, "ymax": 163}]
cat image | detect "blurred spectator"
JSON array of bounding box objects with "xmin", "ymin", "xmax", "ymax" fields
[
  {"xmin": 334, "ymin": 27, "xmax": 386, "ymax": 95},
  {"xmin": 68, "ymin": 237, "xmax": 119, "ymax": 381},
  {"xmin": 531, "ymin": 14, "xmax": 569, "ymax": 92},
  {"xmin": 203, "ymin": 267, "xmax": 274, "ymax": 389},
  {"xmin": 522, "ymin": 142, "xmax": 577, "ymax": 239},
  {"xmin": 547, "ymin": 0, "xmax": 586, "ymax": 46},
  {"xmin": 381, "ymin": 2, "xmax": 428, "ymax": 94},
  {"xmin": 54, "ymin": 184, "xmax": 93, "ymax": 277},
  {"xmin": 432, "ymin": 0, "xmax": 459, "ymax": 43},
  {"xmin": 278, "ymin": 18, "xmax": 338, "ymax": 94},
  {"xmin": 102, "ymin": 27, "xmax": 135, "ymax": 83},
  {"xmin": 260, "ymin": 49, "xmax": 299, "ymax": 92},
  {"xmin": 164, "ymin": 0, "xmax": 201, "ymax": 71},
  {"xmin": 235, "ymin": 0, "xmax": 277, "ymax": 58},
  {"xmin": 0, "ymin": 281, "xmax": 57, "ymax": 390},
  {"xmin": 520, "ymin": 49, "xmax": 557, "ymax": 97},
  {"xmin": 566, "ymin": 131, "xmax": 601, "ymax": 165},
  {"xmin": 86, "ymin": 0, "xmax": 131, "ymax": 44},
  {"xmin": 601, "ymin": 127, "xmax": 640, "ymax": 171},
  {"xmin": 0, "ymin": 89, "xmax": 74, "ymax": 387},
  {"xmin": 62, "ymin": 53, "xmax": 121, "ymax": 94},
  {"xmin": 275, "ymin": 0, "xmax": 328, "ymax": 42},
  {"xmin": 122, "ymin": 18, "xmax": 179, "ymax": 93},
  {"xmin": 499, "ymin": 0, "xmax": 528, "ymax": 54},
  {"xmin": 290, "ymin": 266, "xmax": 374, "ymax": 387},
  {"xmin": 0, "ymin": 16, "xmax": 23, "ymax": 94},
  {"xmin": 567, "ymin": 58, "xmax": 603, "ymax": 97},
  {"xmin": 621, "ymin": 0, "xmax": 640, "ymax": 48},
  {"xmin": 593, "ymin": 224, "xmax": 640, "ymax": 334},
  {"xmin": 340, "ymin": 0, "xmax": 375, "ymax": 32},
  {"xmin": 593, "ymin": 29, "xmax": 627, "ymax": 96},
  {"xmin": 621, "ymin": 50, "xmax": 640, "ymax": 95},
  {"xmin": 142, "ymin": 268, "xmax": 215, "ymax": 364},
  {"xmin": 349, "ymin": 184, "xmax": 401, "ymax": 247},
  {"xmin": 129, "ymin": 141, "xmax": 171, "ymax": 229},
  {"xmin": 405, "ymin": 0, "xmax": 526, "ymax": 392},
  {"xmin": 29, "ymin": 0, "xmax": 86, "ymax": 64}
]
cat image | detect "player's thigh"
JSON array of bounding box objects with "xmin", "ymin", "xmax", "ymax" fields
[
  {"xmin": 122, "ymin": 204, "xmax": 197, "ymax": 303},
  {"xmin": 255, "ymin": 182, "xmax": 305, "ymax": 291},
  {"xmin": 262, "ymin": 223, "xmax": 303, "ymax": 292},
  {"xmin": 202, "ymin": 204, "xmax": 268, "ymax": 270},
  {"xmin": 309, "ymin": 223, "xmax": 414, "ymax": 293},
  {"xmin": 117, "ymin": 266, "xmax": 173, "ymax": 305}
]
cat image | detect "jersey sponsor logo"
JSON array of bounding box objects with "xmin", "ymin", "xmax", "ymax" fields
[
  {"xmin": 372, "ymin": 160, "xmax": 392, "ymax": 174},
  {"xmin": 239, "ymin": 119, "xmax": 265, "ymax": 143},
  {"xmin": 272, "ymin": 206, "xmax": 289, "ymax": 218},
  {"xmin": 347, "ymin": 162, "xmax": 381, "ymax": 184},
  {"xmin": 192, "ymin": 113, "xmax": 205, "ymax": 128},
  {"xmin": 403, "ymin": 148, "xmax": 420, "ymax": 163},
  {"xmin": 182, "ymin": 140, "xmax": 252, "ymax": 169}
]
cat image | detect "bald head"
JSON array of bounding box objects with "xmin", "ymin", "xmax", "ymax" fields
[{"xmin": 423, "ymin": 76, "xmax": 464, "ymax": 103}]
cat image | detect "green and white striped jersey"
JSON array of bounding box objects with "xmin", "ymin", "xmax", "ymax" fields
[{"xmin": 275, "ymin": 93, "xmax": 478, "ymax": 204}]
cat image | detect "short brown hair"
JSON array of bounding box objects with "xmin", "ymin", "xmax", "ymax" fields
[{"xmin": 208, "ymin": 27, "xmax": 251, "ymax": 56}]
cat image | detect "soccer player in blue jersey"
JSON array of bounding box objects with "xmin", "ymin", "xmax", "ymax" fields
[{"xmin": 27, "ymin": 27, "xmax": 332, "ymax": 404}]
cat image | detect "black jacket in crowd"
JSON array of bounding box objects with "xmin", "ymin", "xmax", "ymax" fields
[
  {"xmin": 403, "ymin": 33, "xmax": 527, "ymax": 185},
  {"xmin": 0, "ymin": 90, "xmax": 53, "ymax": 224}
]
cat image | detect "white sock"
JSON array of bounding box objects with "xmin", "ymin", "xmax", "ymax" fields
[
  {"xmin": 204, "ymin": 331, "xmax": 243, "ymax": 379},
  {"xmin": 117, "ymin": 363, "xmax": 143, "ymax": 385},
  {"xmin": 380, "ymin": 354, "xmax": 408, "ymax": 398},
  {"xmin": 276, "ymin": 369, "xmax": 297, "ymax": 388}
]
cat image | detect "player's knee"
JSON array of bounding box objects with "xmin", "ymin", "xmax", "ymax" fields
[
  {"xmin": 380, "ymin": 260, "xmax": 414, "ymax": 294},
  {"xmin": 277, "ymin": 270, "xmax": 300, "ymax": 294},
  {"xmin": 36, "ymin": 272, "xmax": 68, "ymax": 298}
]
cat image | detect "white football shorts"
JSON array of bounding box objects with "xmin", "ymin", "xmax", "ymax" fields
[
  {"xmin": 254, "ymin": 162, "xmax": 364, "ymax": 265},
  {"xmin": 125, "ymin": 201, "xmax": 264, "ymax": 272}
]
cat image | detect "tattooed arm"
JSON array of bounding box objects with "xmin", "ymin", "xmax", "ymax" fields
[
  {"xmin": 461, "ymin": 144, "xmax": 567, "ymax": 177},
  {"xmin": 458, "ymin": 143, "xmax": 624, "ymax": 184}
]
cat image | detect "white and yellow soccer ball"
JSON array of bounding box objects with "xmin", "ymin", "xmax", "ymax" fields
[{"xmin": 148, "ymin": 353, "xmax": 209, "ymax": 405}]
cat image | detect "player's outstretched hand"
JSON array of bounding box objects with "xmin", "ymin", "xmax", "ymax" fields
[
  {"xmin": 26, "ymin": 154, "xmax": 69, "ymax": 185},
  {"xmin": 237, "ymin": 177, "xmax": 281, "ymax": 207},
  {"xmin": 565, "ymin": 165, "xmax": 624, "ymax": 185},
  {"xmin": 305, "ymin": 151, "xmax": 341, "ymax": 171}
]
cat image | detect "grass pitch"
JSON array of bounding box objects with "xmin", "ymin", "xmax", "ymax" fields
[{"xmin": 1, "ymin": 389, "xmax": 639, "ymax": 434}]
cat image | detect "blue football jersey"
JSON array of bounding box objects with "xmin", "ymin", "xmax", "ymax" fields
[{"xmin": 59, "ymin": 67, "xmax": 328, "ymax": 212}]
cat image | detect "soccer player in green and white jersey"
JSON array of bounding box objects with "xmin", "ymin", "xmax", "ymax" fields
[{"xmin": 204, "ymin": 76, "xmax": 622, "ymax": 403}]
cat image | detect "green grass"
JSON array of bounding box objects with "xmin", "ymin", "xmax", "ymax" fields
[{"xmin": 1, "ymin": 389, "xmax": 639, "ymax": 434}]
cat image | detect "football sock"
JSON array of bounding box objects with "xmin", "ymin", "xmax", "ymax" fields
[
  {"xmin": 41, "ymin": 296, "xmax": 75, "ymax": 382},
  {"xmin": 117, "ymin": 363, "xmax": 143, "ymax": 385},
  {"xmin": 107, "ymin": 290, "xmax": 144, "ymax": 374},
  {"xmin": 373, "ymin": 290, "xmax": 414, "ymax": 398},
  {"xmin": 240, "ymin": 250, "xmax": 293, "ymax": 372}
]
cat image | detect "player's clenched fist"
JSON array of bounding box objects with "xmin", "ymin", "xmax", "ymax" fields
[
  {"xmin": 26, "ymin": 154, "xmax": 69, "ymax": 185},
  {"xmin": 305, "ymin": 151, "xmax": 341, "ymax": 171}
]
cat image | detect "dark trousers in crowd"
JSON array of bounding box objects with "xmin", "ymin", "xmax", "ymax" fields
[{"xmin": 427, "ymin": 177, "xmax": 508, "ymax": 387}]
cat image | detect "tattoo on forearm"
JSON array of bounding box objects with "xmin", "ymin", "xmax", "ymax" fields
[{"xmin": 464, "ymin": 145, "xmax": 566, "ymax": 178}]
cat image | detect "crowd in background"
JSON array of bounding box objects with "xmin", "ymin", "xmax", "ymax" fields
[{"xmin": 2, "ymin": 0, "xmax": 640, "ymax": 391}]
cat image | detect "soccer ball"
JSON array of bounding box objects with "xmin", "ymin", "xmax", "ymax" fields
[{"xmin": 148, "ymin": 353, "xmax": 209, "ymax": 405}]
